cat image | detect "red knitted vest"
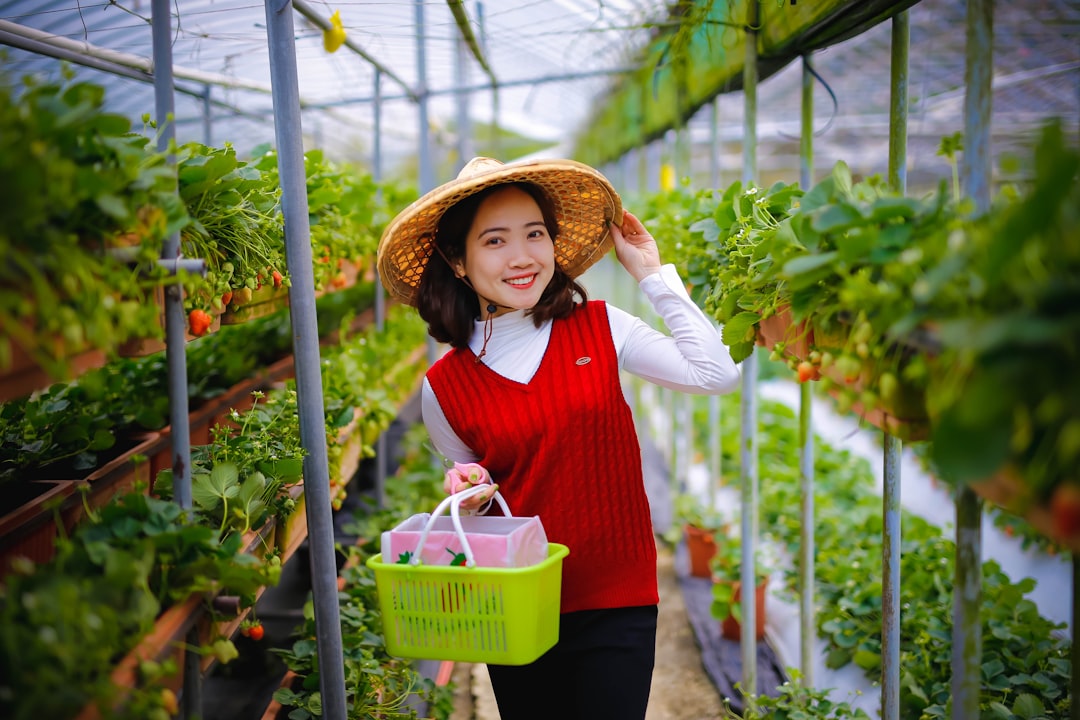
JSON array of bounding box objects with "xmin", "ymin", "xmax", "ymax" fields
[{"xmin": 426, "ymin": 300, "xmax": 658, "ymax": 613}]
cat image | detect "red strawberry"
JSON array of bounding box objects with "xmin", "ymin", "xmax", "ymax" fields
[
  {"xmin": 1050, "ymin": 484, "xmax": 1080, "ymax": 538},
  {"xmin": 796, "ymin": 361, "xmax": 818, "ymax": 383},
  {"xmin": 188, "ymin": 309, "xmax": 212, "ymax": 337}
]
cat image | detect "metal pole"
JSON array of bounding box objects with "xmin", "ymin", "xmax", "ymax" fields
[
  {"xmin": 798, "ymin": 53, "xmax": 816, "ymax": 685},
  {"xmin": 710, "ymin": 96, "xmax": 721, "ymax": 189},
  {"xmin": 454, "ymin": 27, "xmax": 474, "ymax": 171},
  {"xmin": 708, "ymin": 394, "xmax": 720, "ymax": 513},
  {"xmin": 740, "ymin": 0, "xmax": 760, "ymax": 697},
  {"xmin": 263, "ymin": 3, "xmax": 347, "ymax": 718},
  {"xmin": 953, "ymin": 0, "xmax": 992, "ymax": 717},
  {"xmin": 416, "ymin": 0, "xmax": 439, "ymax": 370},
  {"xmin": 373, "ymin": 68, "xmax": 388, "ymax": 508},
  {"xmin": 373, "ymin": 70, "xmax": 383, "ymax": 185},
  {"xmin": 416, "ymin": 0, "xmax": 434, "ymax": 194},
  {"xmin": 201, "ymin": 84, "xmax": 213, "ymax": 146},
  {"xmin": 150, "ymin": 2, "xmax": 201, "ymax": 715},
  {"xmin": 881, "ymin": 15, "xmax": 909, "ymax": 720},
  {"xmin": 1073, "ymin": 557, "xmax": 1079, "ymax": 720}
]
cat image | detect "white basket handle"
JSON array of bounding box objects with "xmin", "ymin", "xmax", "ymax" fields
[{"xmin": 409, "ymin": 485, "xmax": 512, "ymax": 568}]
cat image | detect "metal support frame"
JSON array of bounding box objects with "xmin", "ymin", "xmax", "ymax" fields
[
  {"xmin": 798, "ymin": 54, "xmax": 816, "ymax": 684},
  {"xmin": 740, "ymin": 0, "xmax": 760, "ymax": 697},
  {"xmin": 880, "ymin": 13, "xmax": 910, "ymax": 720},
  {"xmin": 263, "ymin": 2, "xmax": 347, "ymax": 718},
  {"xmin": 149, "ymin": 2, "xmax": 203, "ymax": 714},
  {"xmin": 952, "ymin": 1, "xmax": 993, "ymax": 717}
]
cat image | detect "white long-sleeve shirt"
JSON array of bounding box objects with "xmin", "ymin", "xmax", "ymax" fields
[{"xmin": 422, "ymin": 263, "xmax": 741, "ymax": 462}]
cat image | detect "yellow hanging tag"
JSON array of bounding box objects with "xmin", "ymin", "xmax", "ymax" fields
[
  {"xmin": 660, "ymin": 163, "xmax": 676, "ymax": 192},
  {"xmin": 323, "ymin": 10, "xmax": 347, "ymax": 53}
]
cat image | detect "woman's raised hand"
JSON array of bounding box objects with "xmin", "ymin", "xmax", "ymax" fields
[{"xmin": 611, "ymin": 209, "xmax": 662, "ymax": 283}]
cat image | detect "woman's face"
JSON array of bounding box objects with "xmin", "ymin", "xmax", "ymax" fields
[{"xmin": 456, "ymin": 185, "xmax": 556, "ymax": 318}]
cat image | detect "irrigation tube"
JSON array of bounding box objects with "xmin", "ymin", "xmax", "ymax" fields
[
  {"xmin": 740, "ymin": 0, "xmax": 760, "ymax": 697},
  {"xmin": 263, "ymin": 2, "xmax": 347, "ymax": 718},
  {"xmin": 798, "ymin": 54, "xmax": 816, "ymax": 684},
  {"xmin": 881, "ymin": 12, "xmax": 909, "ymax": 720},
  {"xmin": 953, "ymin": 0, "xmax": 993, "ymax": 717}
]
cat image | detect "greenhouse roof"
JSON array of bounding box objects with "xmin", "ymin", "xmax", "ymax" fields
[{"xmin": 1, "ymin": 0, "xmax": 1077, "ymax": 185}]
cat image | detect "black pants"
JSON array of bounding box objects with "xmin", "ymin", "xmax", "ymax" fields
[{"xmin": 486, "ymin": 605, "xmax": 658, "ymax": 720}]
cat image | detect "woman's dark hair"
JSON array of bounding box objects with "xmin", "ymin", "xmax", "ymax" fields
[{"xmin": 415, "ymin": 181, "xmax": 589, "ymax": 348}]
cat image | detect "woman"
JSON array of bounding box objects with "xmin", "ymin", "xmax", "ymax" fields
[{"xmin": 377, "ymin": 156, "xmax": 739, "ymax": 719}]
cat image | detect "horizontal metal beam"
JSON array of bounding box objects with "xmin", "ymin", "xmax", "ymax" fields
[{"xmin": 303, "ymin": 67, "xmax": 635, "ymax": 109}]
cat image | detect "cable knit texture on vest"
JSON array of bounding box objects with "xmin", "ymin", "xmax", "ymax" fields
[{"xmin": 427, "ymin": 300, "xmax": 659, "ymax": 613}]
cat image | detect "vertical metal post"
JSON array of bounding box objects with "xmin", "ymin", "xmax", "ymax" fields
[
  {"xmin": 798, "ymin": 53, "xmax": 816, "ymax": 684},
  {"xmin": 415, "ymin": 0, "xmax": 439, "ymax": 371},
  {"xmin": 740, "ymin": 0, "xmax": 760, "ymax": 697},
  {"xmin": 201, "ymin": 84, "xmax": 213, "ymax": 146},
  {"xmin": 454, "ymin": 27, "xmax": 473, "ymax": 171},
  {"xmin": 708, "ymin": 95, "xmax": 722, "ymax": 515},
  {"xmin": 707, "ymin": 395, "xmax": 720, "ymax": 512},
  {"xmin": 710, "ymin": 96, "xmax": 721, "ymax": 189},
  {"xmin": 881, "ymin": 15, "xmax": 909, "ymax": 720},
  {"xmin": 953, "ymin": 1, "xmax": 992, "ymax": 717},
  {"xmin": 151, "ymin": 3, "xmax": 201, "ymax": 715},
  {"xmin": 263, "ymin": 3, "xmax": 347, "ymax": 719},
  {"xmin": 373, "ymin": 70, "xmax": 383, "ymax": 186},
  {"xmin": 415, "ymin": 0, "xmax": 434, "ymax": 194},
  {"xmin": 1072, "ymin": 557, "xmax": 1079, "ymax": 720},
  {"xmin": 888, "ymin": 13, "xmax": 910, "ymax": 194},
  {"xmin": 151, "ymin": 0, "xmax": 190, "ymax": 512},
  {"xmin": 373, "ymin": 68, "xmax": 387, "ymax": 507}
]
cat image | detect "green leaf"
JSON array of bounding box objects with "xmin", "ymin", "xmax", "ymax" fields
[
  {"xmin": 722, "ymin": 312, "xmax": 759, "ymax": 347},
  {"xmin": 1012, "ymin": 694, "xmax": 1045, "ymax": 719},
  {"xmin": 95, "ymin": 193, "xmax": 130, "ymax": 220},
  {"xmin": 811, "ymin": 202, "xmax": 863, "ymax": 233},
  {"xmin": 852, "ymin": 649, "xmax": 880, "ymax": 670}
]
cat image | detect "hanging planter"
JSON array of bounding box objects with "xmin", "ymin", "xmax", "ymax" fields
[
  {"xmin": 221, "ymin": 284, "xmax": 290, "ymax": 325},
  {"xmin": 117, "ymin": 286, "xmax": 225, "ymax": 357},
  {"xmin": 757, "ymin": 306, "xmax": 931, "ymax": 441},
  {"xmin": 970, "ymin": 467, "xmax": 1080, "ymax": 555},
  {"xmin": 0, "ymin": 339, "xmax": 107, "ymax": 404}
]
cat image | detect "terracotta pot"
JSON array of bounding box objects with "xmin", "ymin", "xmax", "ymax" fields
[
  {"xmin": 719, "ymin": 576, "xmax": 768, "ymax": 641},
  {"xmin": 684, "ymin": 524, "xmax": 717, "ymax": 578}
]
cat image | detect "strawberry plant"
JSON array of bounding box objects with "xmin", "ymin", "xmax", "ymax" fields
[
  {"xmin": 175, "ymin": 141, "xmax": 287, "ymax": 314},
  {"xmin": 0, "ymin": 71, "xmax": 188, "ymax": 380},
  {"xmin": 0, "ymin": 489, "xmax": 279, "ymax": 719}
]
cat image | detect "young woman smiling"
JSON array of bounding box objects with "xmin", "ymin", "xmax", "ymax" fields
[{"xmin": 377, "ymin": 156, "xmax": 740, "ymax": 720}]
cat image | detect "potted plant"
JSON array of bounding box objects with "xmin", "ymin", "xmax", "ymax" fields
[
  {"xmin": 665, "ymin": 492, "xmax": 728, "ymax": 578},
  {"xmin": 709, "ymin": 528, "xmax": 770, "ymax": 641}
]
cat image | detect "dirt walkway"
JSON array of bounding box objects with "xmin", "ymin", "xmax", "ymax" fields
[{"xmin": 447, "ymin": 541, "xmax": 725, "ymax": 719}]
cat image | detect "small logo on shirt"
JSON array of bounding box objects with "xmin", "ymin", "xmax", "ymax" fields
[{"xmin": 575, "ymin": 356, "xmax": 592, "ymax": 366}]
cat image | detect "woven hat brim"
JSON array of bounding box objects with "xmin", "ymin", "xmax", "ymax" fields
[{"xmin": 377, "ymin": 159, "xmax": 622, "ymax": 307}]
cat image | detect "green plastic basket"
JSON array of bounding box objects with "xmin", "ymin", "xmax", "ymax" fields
[{"xmin": 366, "ymin": 543, "xmax": 569, "ymax": 665}]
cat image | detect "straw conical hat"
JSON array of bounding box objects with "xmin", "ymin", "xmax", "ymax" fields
[{"xmin": 377, "ymin": 157, "xmax": 622, "ymax": 307}]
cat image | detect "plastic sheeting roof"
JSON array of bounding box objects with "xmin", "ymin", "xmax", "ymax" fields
[
  {"xmin": 0, "ymin": 0, "xmax": 661, "ymax": 174},
  {"xmin": 1, "ymin": 0, "xmax": 1077, "ymax": 187}
]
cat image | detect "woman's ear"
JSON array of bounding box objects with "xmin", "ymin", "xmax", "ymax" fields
[{"xmin": 453, "ymin": 263, "xmax": 466, "ymax": 279}]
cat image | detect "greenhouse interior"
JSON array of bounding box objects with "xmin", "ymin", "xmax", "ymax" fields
[{"xmin": 1, "ymin": 0, "xmax": 1077, "ymax": 719}]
